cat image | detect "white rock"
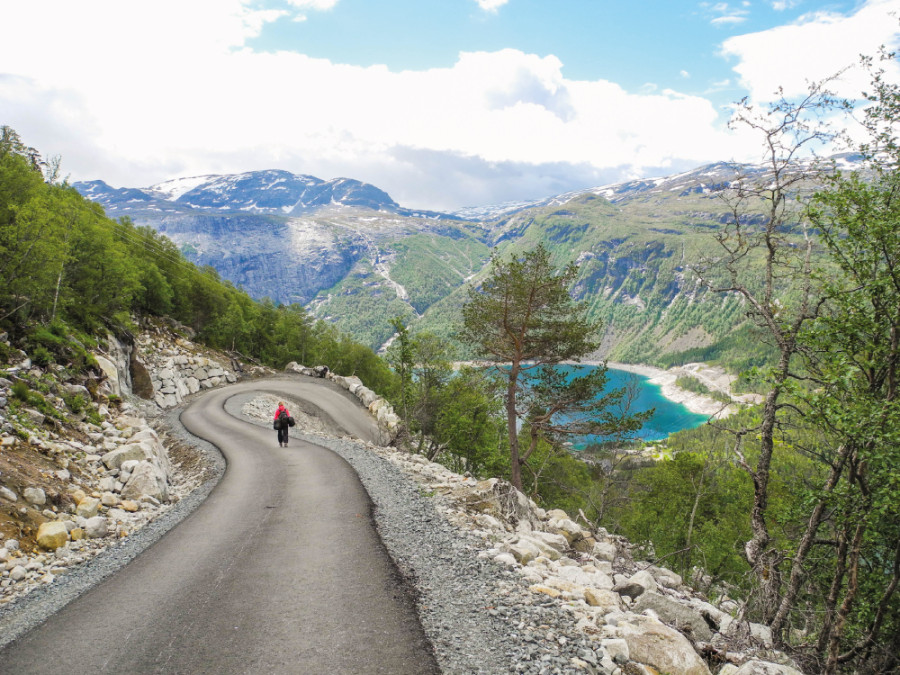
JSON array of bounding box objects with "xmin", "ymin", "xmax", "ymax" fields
[
  {"xmin": 601, "ymin": 638, "xmax": 629, "ymax": 663},
  {"xmin": 121, "ymin": 461, "xmax": 168, "ymax": 502},
  {"xmin": 24, "ymin": 487, "xmax": 47, "ymax": 505},
  {"xmin": 85, "ymin": 516, "xmax": 109, "ymax": 538},
  {"xmin": 0, "ymin": 486, "xmax": 17, "ymax": 502},
  {"xmin": 734, "ymin": 660, "xmax": 804, "ymax": 675},
  {"xmin": 615, "ymin": 614, "xmax": 711, "ymax": 675},
  {"xmin": 592, "ymin": 541, "xmax": 617, "ymax": 562},
  {"xmin": 76, "ymin": 497, "xmax": 101, "ymax": 518},
  {"xmin": 9, "ymin": 565, "xmax": 26, "ymax": 581}
]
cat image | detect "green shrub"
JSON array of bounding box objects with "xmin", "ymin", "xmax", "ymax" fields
[
  {"xmin": 84, "ymin": 406, "xmax": 102, "ymax": 426},
  {"xmin": 32, "ymin": 345, "xmax": 53, "ymax": 367},
  {"xmin": 64, "ymin": 393, "xmax": 87, "ymax": 414},
  {"xmin": 11, "ymin": 381, "xmax": 29, "ymax": 401}
]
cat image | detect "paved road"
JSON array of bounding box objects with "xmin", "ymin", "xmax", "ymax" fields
[{"xmin": 0, "ymin": 377, "xmax": 439, "ymax": 674}]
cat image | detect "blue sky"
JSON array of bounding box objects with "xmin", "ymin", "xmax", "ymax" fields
[
  {"xmin": 2, "ymin": 0, "xmax": 898, "ymax": 210},
  {"xmin": 248, "ymin": 0, "xmax": 856, "ymax": 106}
]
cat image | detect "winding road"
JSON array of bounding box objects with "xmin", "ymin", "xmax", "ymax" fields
[{"xmin": 0, "ymin": 377, "xmax": 439, "ymax": 674}]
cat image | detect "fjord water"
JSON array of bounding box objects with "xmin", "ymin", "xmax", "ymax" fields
[{"xmin": 553, "ymin": 364, "xmax": 709, "ymax": 444}]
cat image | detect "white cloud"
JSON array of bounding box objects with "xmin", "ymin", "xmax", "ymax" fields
[
  {"xmin": 474, "ymin": 0, "xmax": 510, "ymax": 12},
  {"xmin": 721, "ymin": 0, "xmax": 900, "ymax": 102},
  {"xmin": 680, "ymin": 70, "xmax": 691, "ymax": 78},
  {"xmin": 0, "ymin": 0, "xmax": 759, "ymax": 209},
  {"xmin": 771, "ymin": 0, "xmax": 800, "ymax": 10},
  {"xmin": 703, "ymin": 2, "xmax": 750, "ymax": 26},
  {"xmin": 285, "ymin": 0, "xmax": 340, "ymax": 9}
]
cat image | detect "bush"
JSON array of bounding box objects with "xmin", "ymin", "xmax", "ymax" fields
[
  {"xmin": 64, "ymin": 393, "xmax": 87, "ymax": 414},
  {"xmin": 32, "ymin": 345, "xmax": 53, "ymax": 367},
  {"xmin": 11, "ymin": 381, "xmax": 29, "ymax": 401}
]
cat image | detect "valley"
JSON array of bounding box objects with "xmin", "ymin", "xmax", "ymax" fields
[{"xmin": 75, "ymin": 157, "xmax": 847, "ymax": 369}]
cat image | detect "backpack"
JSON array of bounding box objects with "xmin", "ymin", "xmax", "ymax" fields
[{"xmin": 274, "ymin": 409, "xmax": 288, "ymax": 430}]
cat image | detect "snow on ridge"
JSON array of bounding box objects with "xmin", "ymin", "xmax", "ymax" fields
[{"xmin": 148, "ymin": 175, "xmax": 217, "ymax": 201}]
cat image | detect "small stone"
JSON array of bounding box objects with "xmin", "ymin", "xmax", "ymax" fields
[
  {"xmin": 100, "ymin": 491, "xmax": 118, "ymax": 507},
  {"xmin": 9, "ymin": 565, "xmax": 26, "ymax": 581},
  {"xmin": 4, "ymin": 539, "xmax": 19, "ymax": 552},
  {"xmin": 70, "ymin": 528, "xmax": 85, "ymax": 541},
  {"xmin": 120, "ymin": 500, "xmax": 139, "ymax": 512},
  {"xmin": 0, "ymin": 486, "xmax": 17, "ymax": 502}
]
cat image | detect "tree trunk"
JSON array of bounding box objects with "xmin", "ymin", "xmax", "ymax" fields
[
  {"xmin": 770, "ymin": 444, "xmax": 850, "ymax": 645},
  {"xmin": 506, "ymin": 362, "xmax": 523, "ymax": 491}
]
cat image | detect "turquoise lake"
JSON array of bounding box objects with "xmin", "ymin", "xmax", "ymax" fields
[{"xmin": 523, "ymin": 364, "xmax": 709, "ymax": 445}]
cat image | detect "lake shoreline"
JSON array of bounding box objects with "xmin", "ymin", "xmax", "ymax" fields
[
  {"xmin": 572, "ymin": 360, "xmax": 737, "ymax": 420},
  {"xmin": 456, "ymin": 359, "xmax": 739, "ymax": 421}
]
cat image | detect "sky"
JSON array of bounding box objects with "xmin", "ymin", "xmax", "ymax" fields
[{"xmin": 2, "ymin": 0, "xmax": 899, "ymax": 211}]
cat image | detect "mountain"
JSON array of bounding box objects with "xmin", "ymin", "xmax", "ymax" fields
[
  {"xmin": 77, "ymin": 170, "xmax": 453, "ymax": 219},
  {"xmin": 76, "ymin": 157, "xmax": 857, "ymax": 365},
  {"xmin": 74, "ymin": 171, "xmax": 491, "ymax": 348}
]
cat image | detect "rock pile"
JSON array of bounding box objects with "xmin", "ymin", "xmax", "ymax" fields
[
  {"xmin": 360, "ymin": 448, "xmax": 804, "ymax": 675},
  {"xmin": 0, "ymin": 403, "xmax": 180, "ymax": 603},
  {"xmin": 285, "ymin": 362, "xmax": 401, "ymax": 443},
  {"xmin": 0, "ymin": 324, "xmax": 249, "ymax": 607},
  {"xmin": 135, "ymin": 333, "xmax": 239, "ymax": 409}
]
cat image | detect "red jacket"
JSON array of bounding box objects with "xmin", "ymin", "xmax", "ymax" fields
[{"xmin": 274, "ymin": 404, "xmax": 289, "ymax": 420}]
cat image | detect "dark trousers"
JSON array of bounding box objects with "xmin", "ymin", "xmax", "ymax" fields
[{"xmin": 277, "ymin": 426, "xmax": 289, "ymax": 444}]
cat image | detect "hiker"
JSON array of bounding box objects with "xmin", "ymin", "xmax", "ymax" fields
[{"xmin": 273, "ymin": 401, "xmax": 291, "ymax": 447}]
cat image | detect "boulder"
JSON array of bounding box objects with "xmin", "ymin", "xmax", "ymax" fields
[
  {"xmin": 36, "ymin": 521, "xmax": 69, "ymax": 550},
  {"xmin": 615, "ymin": 614, "xmax": 711, "ymax": 675},
  {"xmin": 584, "ymin": 588, "xmax": 624, "ymax": 613},
  {"xmin": 75, "ymin": 496, "xmax": 100, "ymax": 518},
  {"xmin": 84, "ymin": 516, "xmax": 108, "ymax": 538},
  {"xmin": 121, "ymin": 461, "xmax": 168, "ymax": 502},
  {"xmin": 102, "ymin": 443, "xmax": 147, "ymax": 469},
  {"xmin": 530, "ymin": 530, "xmax": 569, "ymax": 553},
  {"xmin": 734, "ymin": 660, "xmax": 804, "ymax": 675},
  {"xmin": 24, "ymin": 487, "xmax": 47, "ymax": 505},
  {"xmin": 592, "ymin": 540, "xmax": 617, "ymax": 562},
  {"xmin": 614, "ymin": 570, "xmax": 657, "ymax": 599},
  {"xmin": 632, "ymin": 592, "xmax": 713, "ymax": 642},
  {"xmin": 507, "ymin": 539, "xmax": 542, "ymax": 564},
  {"xmin": 549, "ymin": 517, "xmax": 584, "ymax": 543}
]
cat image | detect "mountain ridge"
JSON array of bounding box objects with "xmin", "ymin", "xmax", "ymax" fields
[{"xmin": 74, "ymin": 156, "xmax": 858, "ymax": 364}]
